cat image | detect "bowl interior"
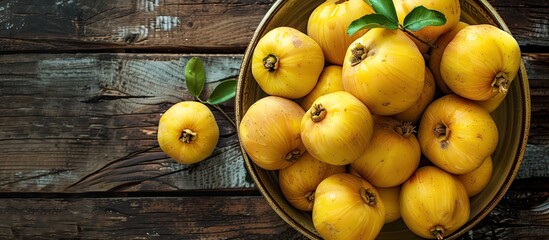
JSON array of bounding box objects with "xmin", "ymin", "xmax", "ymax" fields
[{"xmin": 236, "ymin": 0, "xmax": 530, "ymax": 239}]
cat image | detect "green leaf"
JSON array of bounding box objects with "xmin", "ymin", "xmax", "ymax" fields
[
  {"xmin": 369, "ymin": 0, "xmax": 399, "ymax": 23},
  {"xmin": 185, "ymin": 57, "xmax": 206, "ymax": 97},
  {"xmin": 347, "ymin": 13, "xmax": 398, "ymax": 36},
  {"xmin": 207, "ymin": 79, "xmax": 237, "ymax": 105},
  {"xmin": 403, "ymin": 6, "xmax": 446, "ymax": 31}
]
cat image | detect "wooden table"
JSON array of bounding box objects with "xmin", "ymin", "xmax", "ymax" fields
[{"xmin": 0, "ymin": 0, "xmax": 547, "ymax": 239}]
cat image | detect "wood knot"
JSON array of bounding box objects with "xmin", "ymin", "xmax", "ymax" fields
[{"xmin": 117, "ymin": 26, "xmax": 149, "ymax": 44}]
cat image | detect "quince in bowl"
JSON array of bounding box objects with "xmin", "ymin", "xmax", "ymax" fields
[{"xmin": 236, "ymin": 0, "xmax": 530, "ymax": 239}]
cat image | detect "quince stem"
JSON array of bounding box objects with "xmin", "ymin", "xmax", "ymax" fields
[
  {"xmin": 360, "ymin": 188, "xmax": 377, "ymax": 206},
  {"xmin": 180, "ymin": 129, "xmax": 197, "ymax": 143},
  {"xmin": 430, "ymin": 225, "xmax": 445, "ymax": 240},
  {"xmin": 396, "ymin": 121, "xmax": 416, "ymax": 137},
  {"xmin": 399, "ymin": 25, "xmax": 438, "ymax": 49},
  {"xmin": 492, "ymin": 72, "xmax": 509, "ymax": 93},
  {"xmin": 311, "ymin": 104, "xmax": 327, "ymax": 123}
]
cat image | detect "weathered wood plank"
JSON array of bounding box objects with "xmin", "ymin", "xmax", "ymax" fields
[
  {"xmin": 0, "ymin": 54, "xmax": 252, "ymax": 192},
  {"xmin": 0, "ymin": 0, "xmax": 546, "ymax": 52},
  {"xmin": 487, "ymin": 0, "xmax": 549, "ymax": 49},
  {"xmin": 0, "ymin": 1, "xmax": 544, "ymax": 239},
  {"xmin": 524, "ymin": 53, "xmax": 549, "ymax": 146},
  {"xmin": 0, "ymin": 53, "xmax": 547, "ymax": 192},
  {"xmin": 0, "ymin": 0, "xmax": 274, "ymax": 52},
  {"xmin": 518, "ymin": 145, "xmax": 549, "ymax": 181},
  {"xmin": 465, "ymin": 190, "xmax": 549, "ymax": 240},
  {"xmin": 0, "ymin": 192, "xmax": 546, "ymax": 240},
  {"xmin": 0, "ymin": 196, "xmax": 305, "ymax": 240}
]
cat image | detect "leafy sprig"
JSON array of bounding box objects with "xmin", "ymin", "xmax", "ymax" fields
[
  {"xmin": 347, "ymin": 0, "xmax": 446, "ymax": 48},
  {"xmin": 185, "ymin": 57, "xmax": 237, "ymax": 128}
]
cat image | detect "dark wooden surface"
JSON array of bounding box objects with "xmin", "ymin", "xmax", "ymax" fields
[{"xmin": 0, "ymin": 0, "xmax": 547, "ymax": 239}]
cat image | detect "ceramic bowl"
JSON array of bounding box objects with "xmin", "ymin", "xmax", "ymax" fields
[{"xmin": 236, "ymin": 0, "xmax": 530, "ymax": 239}]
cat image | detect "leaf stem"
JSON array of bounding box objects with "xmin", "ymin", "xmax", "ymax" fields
[
  {"xmin": 212, "ymin": 104, "xmax": 237, "ymax": 129},
  {"xmin": 398, "ymin": 25, "xmax": 438, "ymax": 49},
  {"xmin": 196, "ymin": 97, "xmax": 237, "ymax": 129}
]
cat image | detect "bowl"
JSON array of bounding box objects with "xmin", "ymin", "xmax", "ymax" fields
[{"xmin": 235, "ymin": 0, "xmax": 531, "ymax": 239}]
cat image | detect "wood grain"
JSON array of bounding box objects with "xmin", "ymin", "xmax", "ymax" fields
[
  {"xmin": 465, "ymin": 190, "xmax": 549, "ymax": 240},
  {"xmin": 524, "ymin": 53, "xmax": 549, "ymax": 146},
  {"xmin": 0, "ymin": 196, "xmax": 305, "ymax": 240},
  {"xmin": 0, "ymin": 0, "xmax": 546, "ymax": 52},
  {"xmin": 0, "ymin": 192, "xmax": 546, "ymax": 240},
  {"xmin": 0, "ymin": 54, "xmax": 252, "ymax": 192},
  {"xmin": 0, "ymin": 1, "xmax": 546, "ymax": 239},
  {"xmin": 0, "ymin": 0, "xmax": 274, "ymax": 52},
  {"xmin": 488, "ymin": 0, "xmax": 549, "ymax": 49}
]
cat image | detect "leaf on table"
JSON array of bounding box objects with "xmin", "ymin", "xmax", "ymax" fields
[
  {"xmin": 207, "ymin": 79, "xmax": 237, "ymax": 105},
  {"xmin": 185, "ymin": 57, "xmax": 206, "ymax": 98}
]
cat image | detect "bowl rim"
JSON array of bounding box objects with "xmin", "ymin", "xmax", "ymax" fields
[{"xmin": 235, "ymin": 0, "xmax": 531, "ymax": 239}]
